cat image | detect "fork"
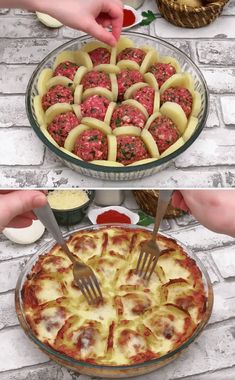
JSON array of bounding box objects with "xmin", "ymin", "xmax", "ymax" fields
[
  {"xmin": 33, "ymin": 203, "xmax": 103, "ymax": 305},
  {"xmin": 136, "ymin": 190, "xmax": 173, "ymax": 281}
]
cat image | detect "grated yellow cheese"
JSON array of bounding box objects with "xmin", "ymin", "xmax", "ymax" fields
[{"xmin": 47, "ymin": 190, "xmax": 89, "ymax": 210}]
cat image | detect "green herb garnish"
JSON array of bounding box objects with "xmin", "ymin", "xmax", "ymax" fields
[{"xmin": 140, "ymin": 10, "xmax": 157, "ymax": 26}]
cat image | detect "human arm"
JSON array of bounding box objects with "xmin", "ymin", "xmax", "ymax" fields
[
  {"xmin": 0, "ymin": 0, "xmax": 123, "ymax": 46},
  {"xmin": 0, "ymin": 190, "xmax": 47, "ymax": 232},
  {"xmin": 172, "ymin": 190, "xmax": 235, "ymax": 237}
]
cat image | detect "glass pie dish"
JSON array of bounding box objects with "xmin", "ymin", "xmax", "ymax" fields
[
  {"xmin": 26, "ymin": 31, "xmax": 209, "ymax": 181},
  {"xmin": 15, "ymin": 224, "xmax": 213, "ymax": 378}
]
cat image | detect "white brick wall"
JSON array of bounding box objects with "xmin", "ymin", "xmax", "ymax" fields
[
  {"xmin": 0, "ymin": 191, "xmax": 234, "ymax": 379},
  {"xmin": 0, "ymin": 2, "xmax": 234, "ymax": 187}
]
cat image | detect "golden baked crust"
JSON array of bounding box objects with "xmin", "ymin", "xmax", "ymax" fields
[{"xmin": 22, "ymin": 226, "xmax": 207, "ymax": 365}]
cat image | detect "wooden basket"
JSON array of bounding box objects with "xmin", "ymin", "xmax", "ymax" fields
[
  {"xmin": 133, "ymin": 190, "xmax": 184, "ymax": 218},
  {"xmin": 155, "ymin": 0, "xmax": 229, "ymax": 28}
]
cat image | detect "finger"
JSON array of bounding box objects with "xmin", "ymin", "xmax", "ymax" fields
[
  {"xmin": 84, "ymin": 18, "xmax": 117, "ymax": 46},
  {"xmin": 96, "ymin": 14, "xmax": 112, "ymax": 28},
  {"xmin": 98, "ymin": 2, "xmax": 123, "ymax": 42},
  {"xmin": 7, "ymin": 216, "xmax": 34, "ymax": 229},
  {"xmin": 109, "ymin": 6, "xmax": 123, "ymax": 42},
  {"xmin": 171, "ymin": 191, "xmax": 183, "ymax": 208},
  {"xmin": 0, "ymin": 190, "xmax": 47, "ymax": 230},
  {"xmin": 20, "ymin": 211, "xmax": 38, "ymax": 220},
  {"xmin": 172, "ymin": 191, "xmax": 190, "ymax": 212}
]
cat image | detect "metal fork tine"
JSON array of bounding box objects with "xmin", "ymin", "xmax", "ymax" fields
[
  {"xmin": 138, "ymin": 251, "xmax": 149, "ymax": 276},
  {"xmin": 82, "ymin": 279, "xmax": 95, "ymax": 304},
  {"xmin": 86, "ymin": 276, "xmax": 99, "ymax": 299},
  {"xmin": 146, "ymin": 255, "xmax": 159, "ymax": 281},
  {"xmin": 136, "ymin": 250, "xmax": 144, "ymax": 272},
  {"xmin": 91, "ymin": 273, "xmax": 103, "ymax": 299},
  {"xmin": 76, "ymin": 278, "xmax": 91, "ymax": 305},
  {"xmin": 143, "ymin": 254, "xmax": 154, "ymax": 279}
]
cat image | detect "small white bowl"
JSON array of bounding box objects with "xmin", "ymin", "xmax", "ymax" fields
[
  {"xmin": 88, "ymin": 206, "xmax": 139, "ymax": 225},
  {"xmin": 2, "ymin": 220, "xmax": 45, "ymax": 245},
  {"xmin": 122, "ymin": 5, "xmax": 143, "ymax": 30}
]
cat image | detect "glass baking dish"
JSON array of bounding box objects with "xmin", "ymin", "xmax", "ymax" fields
[
  {"xmin": 15, "ymin": 224, "xmax": 213, "ymax": 378},
  {"xmin": 26, "ymin": 31, "xmax": 209, "ymax": 181}
]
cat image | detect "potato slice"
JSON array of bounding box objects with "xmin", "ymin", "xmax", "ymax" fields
[
  {"xmin": 33, "ymin": 95, "xmax": 45, "ymax": 125},
  {"xmin": 104, "ymin": 102, "xmax": 116, "ymax": 125},
  {"xmin": 53, "ymin": 51, "xmax": 76, "ymax": 70},
  {"xmin": 110, "ymin": 73, "xmax": 118, "ymax": 101},
  {"xmin": 72, "ymin": 104, "xmax": 82, "ymax": 119},
  {"xmin": 90, "ymin": 160, "xmax": 124, "ymax": 167},
  {"xmin": 160, "ymin": 137, "xmax": 184, "ymax": 158},
  {"xmin": 60, "ymin": 147, "xmax": 83, "ymax": 160},
  {"xmin": 183, "ymin": 116, "xmax": 198, "ymax": 142},
  {"xmin": 158, "ymin": 56, "xmax": 181, "ymax": 73},
  {"xmin": 73, "ymin": 85, "xmax": 83, "ymax": 105},
  {"xmin": 153, "ymin": 91, "xmax": 160, "ymax": 113},
  {"xmin": 37, "ymin": 68, "xmax": 53, "ymax": 96},
  {"xmin": 81, "ymin": 117, "xmax": 112, "ymax": 134},
  {"xmin": 139, "ymin": 45, "xmax": 158, "ymax": 54},
  {"xmin": 75, "ymin": 50, "xmax": 93, "ymax": 70},
  {"xmin": 73, "ymin": 66, "xmax": 89, "ymax": 86},
  {"xmin": 141, "ymin": 129, "xmax": 160, "ymax": 158},
  {"xmin": 40, "ymin": 125, "xmax": 59, "ymax": 148},
  {"xmin": 140, "ymin": 49, "xmax": 158, "ymax": 74},
  {"xmin": 107, "ymin": 134, "xmax": 117, "ymax": 161},
  {"xmin": 184, "ymin": 73, "xmax": 195, "ymax": 92},
  {"xmin": 117, "ymin": 60, "xmax": 140, "ymax": 71},
  {"xmin": 144, "ymin": 72, "xmax": 159, "ymax": 90},
  {"xmin": 191, "ymin": 90, "xmax": 202, "ymax": 117},
  {"xmin": 110, "ymin": 47, "xmax": 117, "ymax": 65},
  {"xmin": 113, "ymin": 126, "xmax": 141, "ymax": 137},
  {"xmin": 160, "ymin": 73, "xmax": 193, "ymax": 94},
  {"xmin": 160, "ymin": 102, "xmax": 188, "ymax": 134},
  {"xmin": 45, "ymin": 103, "xmax": 73, "ymax": 125},
  {"xmin": 64, "ymin": 124, "xmax": 90, "ymax": 151},
  {"xmin": 46, "ymin": 76, "xmax": 74, "ymax": 91},
  {"xmin": 122, "ymin": 99, "xmax": 148, "ymax": 119},
  {"xmin": 81, "ymin": 41, "xmax": 111, "ymax": 53},
  {"xmin": 94, "ymin": 64, "xmax": 120, "ymax": 74},
  {"xmin": 82, "ymin": 87, "xmax": 114, "ymax": 102},
  {"xmin": 144, "ymin": 111, "xmax": 161, "ymax": 130},
  {"xmin": 124, "ymin": 82, "xmax": 148, "ymax": 100},
  {"xmin": 116, "ymin": 36, "xmax": 134, "ymax": 54},
  {"xmin": 127, "ymin": 158, "xmax": 159, "ymax": 166}
]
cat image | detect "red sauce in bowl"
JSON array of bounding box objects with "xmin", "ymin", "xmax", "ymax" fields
[
  {"xmin": 123, "ymin": 9, "xmax": 136, "ymax": 28},
  {"xmin": 96, "ymin": 210, "xmax": 131, "ymax": 224}
]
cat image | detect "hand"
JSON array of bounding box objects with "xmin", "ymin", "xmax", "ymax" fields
[
  {"xmin": 0, "ymin": 190, "xmax": 47, "ymax": 232},
  {"xmin": 38, "ymin": 0, "xmax": 123, "ymax": 46},
  {"xmin": 172, "ymin": 190, "xmax": 235, "ymax": 237}
]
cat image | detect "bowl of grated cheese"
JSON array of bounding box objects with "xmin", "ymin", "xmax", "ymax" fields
[{"xmin": 47, "ymin": 189, "xmax": 95, "ymax": 226}]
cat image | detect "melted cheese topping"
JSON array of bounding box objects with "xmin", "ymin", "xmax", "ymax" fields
[{"xmin": 22, "ymin": 227, "xmax": 207, "ymax": 366}]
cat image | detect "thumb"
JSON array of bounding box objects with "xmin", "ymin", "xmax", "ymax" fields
[
  {"xmin": 171, "ymin": 191, "xmax": 190, "ymax": 212},
  {"xmin": 0, "ymin": 191, "xmax": 47, "ymax": 231},
  {"xmin": 84, "ymin": 19, "xmax": 117, "ymax": 46}
]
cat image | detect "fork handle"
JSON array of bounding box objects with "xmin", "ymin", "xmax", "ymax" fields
[
  {"xmin": 152, "ymin": 190, "xmax": 173, "ymax": 240},
  {"xmin": 33, "ymin": 203, "xmax": 76, "ymax": 264}
]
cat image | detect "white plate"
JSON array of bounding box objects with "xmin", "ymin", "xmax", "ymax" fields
[
  {"xmin": 122, "ymin": 5, "xmax": 143, "ymax": 30},
  {"xmin": 2, "ymin": 220, "xmax": 45, "ymax": 245},
  {"xmin": 88, "ymin": 206, "xmax": 139, "ymax": 225}
]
